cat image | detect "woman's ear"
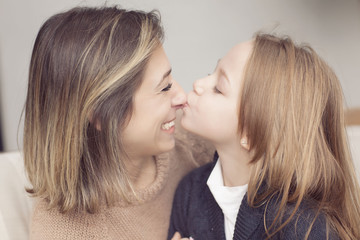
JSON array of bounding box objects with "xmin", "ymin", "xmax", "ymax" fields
[
  {"xmin": 94, "ymin": 120, "xmax": 101, "ymax": 131},
  {"xmin": 240, "ymin": 137, "xmax": 250, "ymax": 151},
  {"xmin": 88, "ymin": 112, "xmax": 101, "ymax": 131}
]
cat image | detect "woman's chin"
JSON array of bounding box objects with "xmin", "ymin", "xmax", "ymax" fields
[{"xmin": 156, "ymin": 138, "xmax": 176, "ymax": 155}]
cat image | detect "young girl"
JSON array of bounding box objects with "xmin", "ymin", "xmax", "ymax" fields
[
  {"xmin": 23, "ymin": 6, "xmax": 213, "ymax": 239},
  {"xmin": 168, "ymin": 33, "xmax": 360, "ymax": 239}
]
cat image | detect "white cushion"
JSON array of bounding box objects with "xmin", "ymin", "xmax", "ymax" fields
[
  {"xmin": 0, "ymin": 213, "xmax": 10, "ymax": 240},
  {"xmin": 0, "ymin": 152, "xmax": 33, "ymax": 240}
]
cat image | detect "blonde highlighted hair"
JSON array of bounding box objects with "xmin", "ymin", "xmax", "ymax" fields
[
  {"xmin": 240, "ymin": 33, "xmax": 360, "ymax": 239},
  {"xmin": 24, "ymin": 6, "xmax": 164, "ymax": 213}
]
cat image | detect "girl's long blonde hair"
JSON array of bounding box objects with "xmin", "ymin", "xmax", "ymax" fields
[
  {"xmin": 240, "ymin": 33, "xmax": 360, "ymax": 239},
  {"xmin": 23, "ymin": 6, "xmax": 163, "ymax": 213}
]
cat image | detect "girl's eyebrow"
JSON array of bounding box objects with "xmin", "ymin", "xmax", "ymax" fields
[
  {"xmin": 219, "ymin": 68, "xmax": 231, "ymax": 86},
  {"xmin": 214, "ymin": 59, "xmax": 230, "ymax": 87}
]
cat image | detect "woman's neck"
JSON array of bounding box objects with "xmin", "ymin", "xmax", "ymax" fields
[
  {"xmin": 215, "ymin": 140, "xmax": 251, "ymax": 187},
  {"xmin": 125, "ymin": 155, "xmax": 157, "ymax": 190}
]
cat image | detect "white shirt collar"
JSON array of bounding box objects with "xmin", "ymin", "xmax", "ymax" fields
[{"xmin": 207, "ymin": 158, "xmax": 248, "ymax": 240}]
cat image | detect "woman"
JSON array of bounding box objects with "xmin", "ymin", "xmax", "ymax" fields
[
  {"xmin": 169, "ymin": 33, "xmax": 360, "ymax": 239},
  {"xmin": 23, "ymin": 6, "xmax": 213, "ymax": 239}
]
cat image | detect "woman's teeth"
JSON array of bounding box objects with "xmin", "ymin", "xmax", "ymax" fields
[{"xmin": 162, "ymin": 120, "xmax": 175, "ymax": 130}]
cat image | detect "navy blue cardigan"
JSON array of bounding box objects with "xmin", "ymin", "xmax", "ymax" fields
[{"xmin": 168, "ymin": 159, "xmax": 339, "ymax": 240}]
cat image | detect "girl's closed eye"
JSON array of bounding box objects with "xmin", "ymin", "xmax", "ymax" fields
[
  {"xmin": 213, "ymin": 86, "xmax": 222, "ymax": 94},
  {"xmin": 161, "ymin": 83, "xmax": 173, "ymax": 92}
]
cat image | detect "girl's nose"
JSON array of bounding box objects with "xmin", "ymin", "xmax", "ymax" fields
[{"xmin": 171, "ymin": 80, "xmax": 186, "ymax": 109}]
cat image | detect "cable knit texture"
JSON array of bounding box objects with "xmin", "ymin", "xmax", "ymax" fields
[
  {"xmin": 29, "ymin": 125, "xmax": 214, "ymax": 240},
  {"xmin": 168, "ymin": 159, "xmax": 340, "ymax": 240}
]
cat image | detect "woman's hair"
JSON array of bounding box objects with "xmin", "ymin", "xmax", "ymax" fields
[
  {"xmin": 239, "ymin": 33, "xmax": 360, "ymax": 239},
  {"xmin": 23, "ymin": 6, "xmax": 164, "ymax": 213}
]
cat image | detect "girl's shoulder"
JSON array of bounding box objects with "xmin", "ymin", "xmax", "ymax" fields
[
  {"xmin": 171, "ymin": 158, "xmax": 217, "ymax": 215},
  {"xmin": 264, "ymin": 197, "xmax": 339, "ymax": 239},
  {"xmin": 177, "ymin": 158, "xmax": 216, "ymax": 191}
]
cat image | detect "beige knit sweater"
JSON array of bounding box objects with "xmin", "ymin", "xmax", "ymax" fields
[{"xmin": 29, "ymin": 128, "xmax": 214, "ymax": 240}]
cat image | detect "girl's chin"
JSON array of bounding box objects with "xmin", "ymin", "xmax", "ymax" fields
[
  {"xmin": 180, "ymin": 117, "xmax": 193, "ymax": 132},
  {"xmin": 180, "ymin": 116, "xmax": 210, "ymax": 138},
  {"xmin": 181, "ymin": 121, "xmax": 205, "ymax": 138}
]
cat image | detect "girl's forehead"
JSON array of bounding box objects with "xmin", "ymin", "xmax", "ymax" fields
[{"xmin": 219, "ymin": 41, "xmax": 253, "ymax": 81}]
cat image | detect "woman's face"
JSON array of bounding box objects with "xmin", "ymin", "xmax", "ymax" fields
[
  {"xmin": 122, "ymin": 45, "xmax": 186, "ymax": 158},
  {"xmin": 181, "ymin": 41, "xmax": 253, "ymax": 145}
]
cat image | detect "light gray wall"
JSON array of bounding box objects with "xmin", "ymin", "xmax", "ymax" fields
[{"xmin": 1, "ymin": 0, "xmax": 360, "ymax": 151}]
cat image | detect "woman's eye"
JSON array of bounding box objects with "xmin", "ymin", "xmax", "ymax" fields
[
  {"xmin": 161, "ymin": 83, "xmax": 173, "ymax": 92},
  {"xmin": 213, "ymin": 86, "xmax": 222, "ymax": 94}
]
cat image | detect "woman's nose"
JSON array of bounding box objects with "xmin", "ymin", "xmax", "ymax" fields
[
  {"xmin": 171, "ymin": 80, "xmax": 186, "ymax": 109},
  {"xmin": 193, "ymin": 78, "xmax": 205, "ymax": 95}
]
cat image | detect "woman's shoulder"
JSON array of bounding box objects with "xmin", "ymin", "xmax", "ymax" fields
[{"xmin": 30, "ymin": 199, "xmax": 108, "ymax": 239}]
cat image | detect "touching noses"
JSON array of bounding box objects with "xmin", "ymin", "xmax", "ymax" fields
[{"xmin": 171, "ymin": 81, "xmax": 186, "ymax": 109}]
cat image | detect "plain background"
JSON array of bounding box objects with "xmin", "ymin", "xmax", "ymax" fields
[{"xmin": 0, "ymin": 0, "xmax": 360, "ymax": 151}]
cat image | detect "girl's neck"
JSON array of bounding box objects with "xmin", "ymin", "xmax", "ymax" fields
[
  {"xmin": 125, "ymin": 155, "xmax": 157, "ymax": 190},
  {"xmin": 215, "ymin": 140, "xmax": 251, "ymax": 187}
]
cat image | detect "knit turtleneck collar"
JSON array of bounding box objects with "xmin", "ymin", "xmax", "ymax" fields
[{"xmin": 115, "ymin": 152, "xmax": 170, "ymax": 207}]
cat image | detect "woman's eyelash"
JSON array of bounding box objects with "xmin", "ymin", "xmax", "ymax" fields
[
  {"xmin": 162, "ymin": 83, "xmax": 173, "ymax": 92},
  {"xmin": 213, "ymin": 86, "xmax": 222, "ymax": 94}
]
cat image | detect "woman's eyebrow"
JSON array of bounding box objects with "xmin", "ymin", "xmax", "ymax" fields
[{"xmin": 156, "ymin": 68, "xmax": 172, "ymax": 88}]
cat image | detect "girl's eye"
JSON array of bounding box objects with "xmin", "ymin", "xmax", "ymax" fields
[
  {"xmin": 161, "ymin": 83, "xmax": 173, "ymax": 92},
  {"xmin": 213, "ymin": 86, "xmax": 222, "ymax": 94}
]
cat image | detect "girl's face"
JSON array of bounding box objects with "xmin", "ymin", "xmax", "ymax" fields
[
  {"xmin": 181, "ymin": 41, "xmax": 253, "ymax": 145},
  {"xmin": 122, "ymin": 45, "xmax": 186, "ymax": 158}
]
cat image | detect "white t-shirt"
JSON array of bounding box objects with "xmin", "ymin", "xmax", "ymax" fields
[{"xmin": 207, "ymin": 159, "xmax": 248, "ymax": 240}]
